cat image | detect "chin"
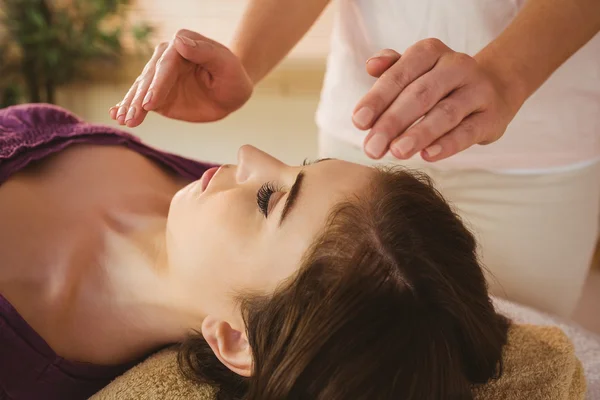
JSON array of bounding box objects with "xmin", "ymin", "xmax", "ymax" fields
[
  {"xmin": 167, "ymin": 179, "xmax": 207, "ymax": 227},
  {"xmin": 171, "ymin": 179, "xmax": 201, "ymax": 203},
  {"xmin": 167, "ymin": 185, "xmax": 189, "ymax": 222}
]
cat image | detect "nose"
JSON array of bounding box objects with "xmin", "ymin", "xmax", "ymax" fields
[{"xmin": 236, "ymin": 145, "xmax": 286, "ymax": 183}]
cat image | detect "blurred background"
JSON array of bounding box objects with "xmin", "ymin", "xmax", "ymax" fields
[
  {"xmin": 0, "ymin": 0, "xmax": 598, "ymax": 333},
  {"xmin": 0, "ymin": 0, "xmax": 333, "ymax": 165}
]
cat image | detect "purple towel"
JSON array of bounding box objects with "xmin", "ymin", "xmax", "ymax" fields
[{"xmin": 0, "ymin": 104, "xmax": 215, "ymax": 400}]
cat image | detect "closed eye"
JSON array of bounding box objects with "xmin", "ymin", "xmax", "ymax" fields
[
  {"xmin": 257, "ymin": 158, "xmax": 333, "ymax": 220},
  {"xmin": 256, "ymin": 182, "xmax": 281, "ymax": 217},
  {"xmin": 303, "ymin": 158, "xmax": 332, "ymax": 166}
]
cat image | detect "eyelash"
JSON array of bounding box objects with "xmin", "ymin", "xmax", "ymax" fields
[
  {"xmin": 256, "ymin": 182, "xmax": 281, "ymax": 217},
  {"xmin": 256, "ymin": 159, "xmax": 319, "ymax": 217}
]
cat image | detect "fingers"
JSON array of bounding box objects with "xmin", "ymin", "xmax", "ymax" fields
[
  {"xmin": 109, "ymin": 42, "xmax": 168, "ymax": 126},
  {"xmin": 115, "ymin": 83, "xmax": 141, "ymax": 125},
  {"xmin": 131, "ymin": 29, "xmax": 213, "ymax": 115},
  {"xmin": 108, "ymin": 28, "xmax": 236, "ymax": 126},
  {"xmin": 125, "ymin": 79, "xmax": 153, "ymax": 128},
  {"xmin": 145, "ymin": 32, "xmax": 221, "ymax": 111},
  {"xmin": 388, "ymin": 86, "xmax": 482, "ymax": 159},
  {"xmin": 365, "ymin": 49, "xmax": 401, "ymax": 78},
  {"xmin": 353, "ymin": 39, "xmax": 450, "ymax": 134},
  {"xmin": 109, "ymin": 106, "xmax": 118, "ymax": 120},
  {"xmin": 108, "ymin": 28, "xmax": 213, "ymax": 126},
  {"xmin": 363, "ymin": 57, "xmax": 470, "ymax": 159},
  {"xmin": 355, "ymin": 39, "xmax": 510, "ymax": 162},
  {"xmin": 421, "ymin": 112, "xmax": 489, "ymax": 161},
  {"xmin": 141, "ymin": 41, "xmax": 182, "ymax": 113}
]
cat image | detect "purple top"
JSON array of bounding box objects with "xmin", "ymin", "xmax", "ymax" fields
[{"xmin": 0, "ymin": 104, "xmax": 216, "ymax": 400}]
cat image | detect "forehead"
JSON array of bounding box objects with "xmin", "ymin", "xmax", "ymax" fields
[
  {"xmin": 298, "ymin": 159, "xmax": 373, "ymax": 219},
  {"xmin": 278, "ymin": 159, "xmax": 374, "ymax": 246},
  {"xmin": 308, "ymin": 159, "xmax": 373, "ymax": 191}
]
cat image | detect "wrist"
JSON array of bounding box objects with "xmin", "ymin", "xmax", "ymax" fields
[
  {"xmin": 474, "ymin": 46, "xmax": 531, "ymax": 117},
  {"xmin": 230, "ymin": 43, "xmax": 261, "ymax": 86}
]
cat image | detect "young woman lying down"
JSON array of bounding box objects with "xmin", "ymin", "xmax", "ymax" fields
[{"xmin": 0, "ymin": 104, "xmax": 510, "ymax": 400}]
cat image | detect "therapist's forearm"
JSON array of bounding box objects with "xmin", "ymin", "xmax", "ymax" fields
[
  {"xmin": 475, "ymin": 0, "xmax": 600, "ymax": 112},
  {"xmin": 230, "ymin": 0, "xmax": 331, "ymax": 85}
]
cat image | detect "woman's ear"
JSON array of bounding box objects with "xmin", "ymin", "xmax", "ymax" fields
[{"xmin": 201, "ymin": 316, "xmax": 252, "ymax": 377}]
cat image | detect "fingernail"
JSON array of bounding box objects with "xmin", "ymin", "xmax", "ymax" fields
[
  {"xmin": 177, "ymin": 35, "xmax": 196, "ymax": 47},
  {"xmin": 366, "ymin": 50, "xmax": 389, "ymax": 64},
  {"xmin": 142, "ymin": 91, "xmax": 153, "ymax": 108},
  {"xmin": 353, "ymin": 107, "xmax": 374, "ymax": 128},
  {"xmin": 392, "ymin": 136, "xmax": 415, "ymax": 157},
  {"xmin": 117, "ymin": 105, "xmax": 127, "ymax": 118},
  {"xmin": 425, "ymin": 144, "xmax": 442, "ymax": 158},
  {"xmin": 365, "ymin": 133, "xmax": 389, "ymax": 159},
  {"xmin": 125, "ymin": 106, "xmax": 136, "ymax": 122}
]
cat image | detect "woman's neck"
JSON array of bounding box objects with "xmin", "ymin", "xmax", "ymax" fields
[{"xmin": 73, "ymin": 213, "xmax": 206, "ymax": 365}]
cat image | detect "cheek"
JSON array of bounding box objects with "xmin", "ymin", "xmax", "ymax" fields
[
  {"xmin": 251, "ymin": 230, "xmax": 311, "ymax": 293},
  {"xmin": 166, "ymin": 191, "xmax": 259, "ymax": 280}
]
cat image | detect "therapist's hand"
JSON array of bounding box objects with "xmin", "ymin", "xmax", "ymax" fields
[
  {"xmin": 110, "ymin": 29, "xmax": 253, "ymax": 127},
  {"xmin": 353, "ymin": 39, "xmax": 520, "ymax": 161}
]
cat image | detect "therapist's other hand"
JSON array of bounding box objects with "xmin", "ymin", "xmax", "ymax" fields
[
  {"xmin": 353, "ymin": 40, "xmax": 518, "ymax": 161},
  {"xmin": 110, "ymin": 29, "xmax": 253, "ymax": 127}
]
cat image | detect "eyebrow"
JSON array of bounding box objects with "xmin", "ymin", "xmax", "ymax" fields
[
  {"xmin": 279, "ymin": 171, "xmax": 305, "ymax": 227},
  {"xmin": 278, "ymin": 158, "xmax": 334, "ymax": 226}
]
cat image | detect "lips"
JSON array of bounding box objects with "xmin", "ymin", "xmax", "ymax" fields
[{"xmin": 200, "ymin": 166, "xmax": 220, "ymax": 192}]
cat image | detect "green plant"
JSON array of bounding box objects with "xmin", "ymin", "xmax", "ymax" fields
[{"xmin": 0, "ymin": 0, "xmax": 154, "ymax": 106}]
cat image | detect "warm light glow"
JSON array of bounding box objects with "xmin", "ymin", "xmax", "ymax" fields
[{"xmin": 130, "ymin": 0, "xmax": 333, "ymax": 60}]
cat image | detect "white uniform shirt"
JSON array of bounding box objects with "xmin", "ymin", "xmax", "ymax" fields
[{"xmin": 316, "ymin": 0, "xmax": 600, "ymax": 171}]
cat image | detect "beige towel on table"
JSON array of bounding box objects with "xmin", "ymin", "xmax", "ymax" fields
[
  {"xmin": 91, "ymin": 324, "xmax": 586, "ymax": 400},
  {"xmin": 472, "ymin": 324, "xmax": 586, "ymax": 400}
]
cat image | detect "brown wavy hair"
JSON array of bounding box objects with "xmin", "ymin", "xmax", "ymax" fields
[{"xmin": 178, "ymin": 167, "xmax": 510, "ymax": 400}]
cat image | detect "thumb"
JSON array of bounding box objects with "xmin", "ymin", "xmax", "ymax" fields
[{"xmin": 174, "ymin": 35, "xmax": 223, "ymax": 69}]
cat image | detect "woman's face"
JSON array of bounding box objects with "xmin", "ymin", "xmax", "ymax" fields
[{"xmin": 166, "ymin": 145, "xmax": 374, "ymax": 322}]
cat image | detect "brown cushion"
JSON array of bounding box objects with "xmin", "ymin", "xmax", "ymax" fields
[{"xmin": 92, "ymin": 324, "xmax": 585, "ymax": 400}]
